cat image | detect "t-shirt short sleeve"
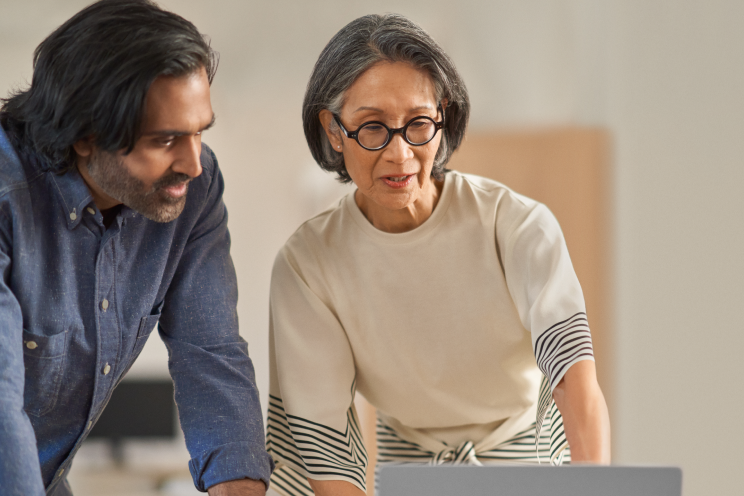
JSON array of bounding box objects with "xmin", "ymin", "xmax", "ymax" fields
[
  {"xmin": 266, "ymin": 244, "xmax": 368, "ymax": 494},
  {"xmin": 497, "ymin": 194, "xmax": 595, "ymax": 391}
]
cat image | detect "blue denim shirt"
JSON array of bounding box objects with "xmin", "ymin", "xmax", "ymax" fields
[{"xmin": 0, "ymin": 127, "xmax": 273, "ymax": 495}]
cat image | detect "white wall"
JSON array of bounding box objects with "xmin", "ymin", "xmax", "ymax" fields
[
  {"xmin": 1, "ymin": 1, "xmax": 742, "ymax": 494},
  {"xmin": 605, "ymin": 2, "xmax": 744, "ymax": 495}
]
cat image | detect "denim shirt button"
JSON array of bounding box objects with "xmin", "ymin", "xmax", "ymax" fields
[
  {"xmin": 69, "ymin": 211, "xmax": 76, "ymax": 221},
  {"xmin": 102, "ymin": 363, "xmax": 111, "ymax": 375},
  {"xmin": 25, "ymin": 341, "xmax": 38, "ymax": 350},
  {"xmin": 86, "ymin": 207, "xmax": 95, "ymax": 215},
  {"xmin": 101, "ymin": 299, "xmax": 109, "ymax": 311}
]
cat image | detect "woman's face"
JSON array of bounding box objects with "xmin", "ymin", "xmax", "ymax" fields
[{"xmin": 323, "ymin": 62, "xmax": 443, "ymax": 214}]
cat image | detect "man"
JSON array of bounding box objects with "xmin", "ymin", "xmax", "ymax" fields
[{"xmin": 0, "ymin": 1, "xmax": 273, "ymax": 494}]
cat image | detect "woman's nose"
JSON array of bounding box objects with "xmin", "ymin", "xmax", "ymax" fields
[{"xmin": 382, "ymin": 133, "xmax": 414, "ymax": 163}]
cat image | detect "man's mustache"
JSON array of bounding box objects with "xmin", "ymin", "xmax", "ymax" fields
[{"xmin": 153, "ymin": 172, "xmax": 191, "ymax": 190}]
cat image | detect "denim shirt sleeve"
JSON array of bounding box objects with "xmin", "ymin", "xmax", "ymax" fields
[
  {"xmin": 0, "ymin": 210, "xmax": 46, "ymax": 495},
  {"xmin": 157, "ymin": 148, "xmax": 274, "ymax": 491}
]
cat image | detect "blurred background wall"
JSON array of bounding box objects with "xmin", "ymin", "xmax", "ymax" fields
[{"xmin": 1, "ymin": 1, "xmax": 742, "ymax": 495}]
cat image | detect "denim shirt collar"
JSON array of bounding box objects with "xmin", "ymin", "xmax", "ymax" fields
[
  {"xmin": 50, "ymin": 166, "xmax": 96, "ymax": 230},
  {"xmin": 0, "ymin": 126, "xmax": 140, "ymax": 229},
  {"xmin": 52, "ymin": 169, "xmax": 140, "ymax": 229}
]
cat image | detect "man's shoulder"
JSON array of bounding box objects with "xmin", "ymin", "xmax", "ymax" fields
[{"xmin": 0, "ymin": 127, "xmax": 36, "ymax": 199}]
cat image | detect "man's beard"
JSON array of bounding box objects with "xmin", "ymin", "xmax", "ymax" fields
[{"xmin": 87, "ymin": 151, "xmax": 191, "ymax": 223}]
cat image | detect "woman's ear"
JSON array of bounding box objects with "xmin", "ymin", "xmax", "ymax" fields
[{"xmin": 319, "ymin": 110, "xmax": 343, "ymax": 153}]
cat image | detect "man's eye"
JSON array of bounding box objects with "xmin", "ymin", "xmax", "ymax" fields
[{"xmin": 158, "ymin": 138, "xmax": 175, "ymax": 146}]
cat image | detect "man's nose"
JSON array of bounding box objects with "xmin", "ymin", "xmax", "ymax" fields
[{"xmin": 172, "ymin": 135, "xmax": 203, "ymax": 178}]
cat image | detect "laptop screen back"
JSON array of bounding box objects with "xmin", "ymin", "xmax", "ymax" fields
[{"xmin": 377, "ymin": 465, "xmax": 682, "ymax": 496}]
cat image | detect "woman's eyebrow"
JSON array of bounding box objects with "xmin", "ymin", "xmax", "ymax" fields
[
  {"xmin": 353, "ymin": 106, "xmax": 384, "ymax": 113},
  {"xmin": 352, "ymin": 105, "xmax": 434, "ymax": 114}
]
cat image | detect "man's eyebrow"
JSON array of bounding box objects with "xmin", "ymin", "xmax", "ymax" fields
[{"xmin": 142, "ymin": 113, "xmax": 216, "ymax": 137}]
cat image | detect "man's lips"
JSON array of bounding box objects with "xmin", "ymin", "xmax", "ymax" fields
[
  {"xmin": 381, "ymin": 174, "xmax": 415, "ymax": 189},
  {"xmin": 160, "ymin": 181, "xmax": 189, "ymax": 198}
]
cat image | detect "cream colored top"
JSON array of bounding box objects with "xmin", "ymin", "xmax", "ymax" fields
[{"xmin": 266, "ymin": 171, "xmax": 593, "ymax": 491}]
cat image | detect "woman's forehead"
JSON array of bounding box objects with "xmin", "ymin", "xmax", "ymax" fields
[{"xmin": 343, "ymin": 61, "xmax": 437, "ymax": 114}]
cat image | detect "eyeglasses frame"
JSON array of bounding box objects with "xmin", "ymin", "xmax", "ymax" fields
[{"xmin": 333, "ymin": 104, "xmax": 445, "ymax": 151}]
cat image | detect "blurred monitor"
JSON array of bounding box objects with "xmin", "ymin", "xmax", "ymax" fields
[{"xmin": 89, "ymin": 380, "xmax": 176, "ymax": 441}]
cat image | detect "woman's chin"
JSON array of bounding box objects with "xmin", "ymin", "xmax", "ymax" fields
[{"xmin": 369, "ymin": 190, "xmax": 417, "ymax": 213}]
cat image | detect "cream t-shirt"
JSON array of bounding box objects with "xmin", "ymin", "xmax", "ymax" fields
[{"xmin": 267, "ymin": 171, "xmax": 593, "ymax": 491}]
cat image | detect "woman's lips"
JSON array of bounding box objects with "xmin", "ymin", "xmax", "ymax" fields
[{"xmin": 381, "ymin": 174, "xmax": 414, "ymax": 189}]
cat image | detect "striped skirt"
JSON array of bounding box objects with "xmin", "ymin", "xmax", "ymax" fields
[{"xmin": 269, "ymin": 376, "xmax": 568, "ymax": 496}]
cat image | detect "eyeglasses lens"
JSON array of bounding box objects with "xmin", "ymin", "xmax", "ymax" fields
[
  {"xmin": 357, "ymin": 124, "xmax": 389, "ymax": 149},
  {"xmin": 406, "ymin": 118, "xmax": 436, "ymax": 145}
]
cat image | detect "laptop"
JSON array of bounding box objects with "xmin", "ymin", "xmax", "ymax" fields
[{"xmin": 377, "ymin": 465, "xmax": 682, "ymax": 496}]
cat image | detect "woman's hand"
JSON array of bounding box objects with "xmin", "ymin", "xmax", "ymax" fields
[
  {"xmin": 308, "ymin": 478, "xmax": 367, "ymax": 496},
  {"xmin": 551, "ymin": 360, "xmax": 611, "ymax": 464}
]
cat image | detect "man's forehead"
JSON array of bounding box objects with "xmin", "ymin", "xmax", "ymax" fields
[{"xmin": 142, "ymin": 68, "xmax": 213, "ymax": 133}]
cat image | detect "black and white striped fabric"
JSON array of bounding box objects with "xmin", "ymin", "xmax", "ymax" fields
[
  {"xmin": 534, "ymin": 312, "xmax": 593, "ymax": 390},
  {"xmin": 533, "ymin": 312, "xmax": 592, "ymax": 462},
  {"xmin": 268, "ymin": 375, "xmax": 569, "ymax": 496},
  {"xmin": 376, "ymin": 375, "xmax": 569, "ymax": 469},
  {"xmin": 267, "ymin": 395, "xmax": 367, "ymax": 496}
]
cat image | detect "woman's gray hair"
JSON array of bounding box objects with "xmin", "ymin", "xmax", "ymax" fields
[{"xmin": 303, "ymin": 14, "xmax": 470, "ymax": 183}]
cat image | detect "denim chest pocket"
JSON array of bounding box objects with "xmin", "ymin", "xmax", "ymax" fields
[
  {"xmin": 22, "ymin": 329, "xmax": 70, "ymax": 417},
  {"xmin": 131, "ymin": 313, "xmax": 161, "ymax": 360}
]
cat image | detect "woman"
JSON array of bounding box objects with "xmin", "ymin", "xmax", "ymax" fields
[{"xmin": 266, "ymin": 14, "xmax": 610, "ymax": 496}]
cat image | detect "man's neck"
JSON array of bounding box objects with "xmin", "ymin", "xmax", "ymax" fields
[{"xmin": 76, "ymin": 159, "xmax": 121, "ymax": 211}]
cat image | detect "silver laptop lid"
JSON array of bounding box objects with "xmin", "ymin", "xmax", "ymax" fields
[{"xmin": 377, "ymin": 465, "xmax": 682, "ymax": 496}]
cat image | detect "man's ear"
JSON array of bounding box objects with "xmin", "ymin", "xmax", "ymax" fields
[
  {"xmin": 72, "ymin": 137, "xmax": 95, "ymax": 158},
  {"xmin": 318, "ymin": 110, "xmax": 343, "ymax": 153}
]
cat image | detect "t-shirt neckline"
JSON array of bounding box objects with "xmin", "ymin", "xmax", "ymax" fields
[{"xmin": 344, "ymin": 170, "xmax": 457, "ymax": 244}]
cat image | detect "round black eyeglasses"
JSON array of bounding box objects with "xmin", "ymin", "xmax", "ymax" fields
[{"xmin": 333, "ymin": 104, "xmax": 445, "ymax": 151}]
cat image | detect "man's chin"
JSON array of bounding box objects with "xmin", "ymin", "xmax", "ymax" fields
[{"xmin": 134, "ymin": 197, "xmax": 187, "ymax": 223}]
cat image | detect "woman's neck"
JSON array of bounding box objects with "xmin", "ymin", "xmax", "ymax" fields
[{"xmin": 356, "ymin": 176, "xmax": 444, "ymax": 233}]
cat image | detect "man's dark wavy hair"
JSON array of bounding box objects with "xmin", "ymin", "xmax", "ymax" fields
[{"xmin": 0, "ymin": 0, "xmax": 217, "ymax": 173}]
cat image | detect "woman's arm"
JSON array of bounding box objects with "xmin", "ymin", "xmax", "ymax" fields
[
  {"xmin": 551, "ymin": 360, "xmax": 611, "ymax": 464},
  {"xmin": 308, "ymin": 479, "xmax": 367, "ymax": 496}
]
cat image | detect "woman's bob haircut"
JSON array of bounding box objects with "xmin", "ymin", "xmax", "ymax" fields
[{"xmin": 303, "ymin": 14, "xmax": 470, "ymax": 183}]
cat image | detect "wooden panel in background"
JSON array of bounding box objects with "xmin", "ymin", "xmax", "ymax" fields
[{"xmin": 359, "ymin": 127, "xmax": 614, "ymax": 494}]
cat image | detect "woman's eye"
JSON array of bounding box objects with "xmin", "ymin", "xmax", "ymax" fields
[{"xmin": 363, "ymin": 124, "xmax": 385, "ymax": 133}]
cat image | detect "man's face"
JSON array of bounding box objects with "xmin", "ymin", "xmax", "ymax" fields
[{"xmin": 78, "ymin": 67, "xmax": 214, "ymax": 222}]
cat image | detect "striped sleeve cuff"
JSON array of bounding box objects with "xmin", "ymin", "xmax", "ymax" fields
[
  {"xmin": 266, "ymin": 395, "xmax": 368, "ymax": 492},
  {"xmin": 534, "ymin": 312, "xmax": 594, "ymax": 390}
]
